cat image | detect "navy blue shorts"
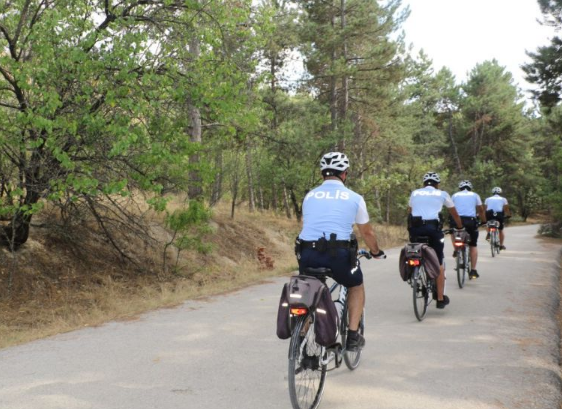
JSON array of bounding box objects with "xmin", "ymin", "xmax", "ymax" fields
[
  {"xmin": 486, "ymin": 211, "xmax": 505, "ymax": 230},
  {"xmin": 408, "ymin": 225, "xmax": 445, "ymax": 265},
  {"xmin": 449, "ymin": 217, "xmax": 479, "ymax": 247},
  {"xmin": 298, "ymin": 248, "xmax": 363, "ymax": 288}
]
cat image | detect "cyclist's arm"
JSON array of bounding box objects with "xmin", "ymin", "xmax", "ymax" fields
[
  {"xmin": 447, "ymin": 207, "xmax": 463, "ymax": 229},
  {"xmin": 356, "ymin": 222, "xmax": 381, "ymax": 255},
  {"xmin": 477, "ymin": 205, "xmax": 486, "ymax": 222},
  {"xmin": 504, "ymin": 204, "xmax": 511, "ymax": 217}
]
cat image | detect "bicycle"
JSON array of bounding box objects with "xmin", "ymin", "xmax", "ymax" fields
[
  {"xmin": 487, "ymin": 220, "xmax": 501, "ymax": 257},
  {"xmin": 452, "ymin": 231, "xmax": 471, "ymax": 288},
  {"xmin": 287, "ymin": 250, "xmax": 382, "ymax": 409},
  {"xmin": 405, "ymin": 230, "xmax": 454, "ymax": 321}
]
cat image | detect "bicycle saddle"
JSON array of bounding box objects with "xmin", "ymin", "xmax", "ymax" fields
[{"xmin": 304, "ymin": 267, "xmax": 333, "ymax": 278}]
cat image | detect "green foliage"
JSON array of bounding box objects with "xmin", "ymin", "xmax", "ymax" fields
[{"xmin": 165, "ymin": 200, "xmax": 214, "ymax": 271}]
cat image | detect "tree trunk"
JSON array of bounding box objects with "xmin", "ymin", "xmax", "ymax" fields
[
  {"xmin": 338, "ymin": 0, "xmax": 348, "ymax": 151},
  {"xmin": 289, "ymin": 188, "xmax": 302, "ymax": 222},
  {"xmin": 330, "ymin": 11, "xmax": 338, "ymax": 136},
  {"xmin": 187, "ymin": 35, "xmax": 203, "ymax": 201},
  {"xmin": 271, "ymin": 181, "xmax": 278, "ymax": 213},
  {"xmin": 245, "ymin": 142, "xmax": 255, "ymax": 212},
  {"xmin": 210, "ymin": 151, "xmax": 223, "ymax": 207},
  {"xmin": 282, "ymin": 180, "xmax": 292, "ymax": 219},
  {"xmin": 447, "ymin": 108, "xmax": 462, "ymax": 174}
]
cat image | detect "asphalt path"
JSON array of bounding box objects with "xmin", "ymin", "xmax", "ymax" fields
[{"xmin": 0, "ymin": 224, "xmax": 561, "ymax": 409}]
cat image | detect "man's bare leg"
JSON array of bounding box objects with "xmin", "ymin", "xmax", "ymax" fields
[{"xmin": 347, "ymin": 284, "xmax": 365, "ymax": 331}]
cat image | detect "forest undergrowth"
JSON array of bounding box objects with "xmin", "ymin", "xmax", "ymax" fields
[{"xmin": 0, "ymin": 201, "xmax": 405, "ymax": 349}]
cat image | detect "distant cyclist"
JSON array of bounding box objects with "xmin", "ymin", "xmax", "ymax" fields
[
  {"xmin": 408, "ymin": 172, "xmax": 463, "ymax": 309},
  {"xmin": 296, "ymin": 152, "xmax": 385, "ymax": 351},
  {"xmin": 450, "ymin": 180, "xmax": 486, "ymax": 279},
  {"xmin": 484, "ymin": 187, "xmax": 511, "ymax": 250}
]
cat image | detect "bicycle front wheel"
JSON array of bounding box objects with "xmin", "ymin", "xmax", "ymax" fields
[
  {"xmin": 288, "ymin": 315, "xmax": 327, "ymax": 409},
  {"xmin": 456, "ymin": 249, "xmax": 465, "ymax": 288},
  {"xmin": 412, "ymin": 266, "xmax": 429, "ymax": 321},
  {"xmin": 341, "ymin": 308, "xmax": 365, "ymax": 370}
]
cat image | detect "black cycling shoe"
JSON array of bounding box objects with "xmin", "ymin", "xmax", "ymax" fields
[
  {"xmin": 486, "ymin": 233, "xmax": 490, "ymax": 241},
  {"xmin": 436, "ymin": 295, "xmax": 450, "ymax": 309},
  {"xmin": 499, "ymin": 245, "xmax": 506, "ymax": 250},
  {"xmin": 346, "ymin": 331, "xmax": 365, "ymax": 352},
  {"xmin": 469, "ymin": 270, "xmax": 479, "ymax": 279},
  {"xmin": 452, "ymin": 250, "xmax": 458, "ymax": 257}
]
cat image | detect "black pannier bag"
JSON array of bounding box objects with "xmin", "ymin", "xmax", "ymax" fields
[
  {"xmin": 276, "ymin": 275, "xmax": 324, "ymax": 340},
  {"xmin": 276, "ymin": 283, "xmax": 291, "ymax": 339},
  {"xmin": 287, "ymin": 275, "xmax": 325, "ymax": 309},
  {"xmin": 313, "ymin": 286, "xmax": 339, "ymax": 347}
]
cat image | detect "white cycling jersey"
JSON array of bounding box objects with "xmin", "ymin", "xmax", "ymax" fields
[
  {"xmin": 299, "ymin": 180, "xmax": 369, "ymax": 241},
  {"xmin": 409, "ymin": 186, "xmax": 454, "ymax": 221}
]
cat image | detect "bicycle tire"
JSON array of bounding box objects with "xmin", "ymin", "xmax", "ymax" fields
[
  {"xmin": 412, "ymin": 266, "xmax": 428, "ymax": 321},
  {"xmin": 341, "ymin": 308, "xmax": 365, "ymax": 370},
  {"xmin": 288, "ymin": 315, "xmax": 327, "ymax": 409},
  {"xmin": 466, "ymin": 247, "xmax": 472, "ymax": 276},
  {"xmin": 456, "ymin": 248, "xmax": 465, "ymax": 288}
]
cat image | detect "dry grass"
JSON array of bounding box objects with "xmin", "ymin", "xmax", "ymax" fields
[{"xmin": 0, "ymin": 200, "xmax": 405, "ymax": 349}]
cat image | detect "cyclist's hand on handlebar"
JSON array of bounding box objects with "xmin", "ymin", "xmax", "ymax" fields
[
  {"xmin": 369, "ymin": 249, "xmax": 386, "ymax": 259},
  {"xmin": 358, "ymin": 249, "xmax": 372, "ymax": 259}
]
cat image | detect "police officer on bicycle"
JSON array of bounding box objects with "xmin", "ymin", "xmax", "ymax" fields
[
  {"xmin": 450, "ymin": 180, "xmax": 486, "ymax": 279},
  {"xmin": 484, "ymin": 187, "xmax": 511, "ymax": 250},
  {"xmin": 408, "ymin": 172, "xmax": 463, "ymax": 309},
  {"xmin": 295, "ymin": 152, "xmax": 384, "ymax": 351}
]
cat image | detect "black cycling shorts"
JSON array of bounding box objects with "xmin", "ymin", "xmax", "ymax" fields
[
  {"xmin": 486, "ymin": 210, "xmax": 505, "ymax": 230},
  {"xmin": 449, "ymin": 217, "xmax": 479, "ymax": 247},
  {"xmin": 408, "ymin": 224, "xmax": 445, "ymax": 265},
  {"xmin": 297, "ymin": 248, "xmax": 363, "ymax": 288}
]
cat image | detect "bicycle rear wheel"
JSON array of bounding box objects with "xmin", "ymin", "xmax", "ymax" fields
[
  {"xmin": 341, "ymin": 308, "xmax": 365, "ymax": 370},
  {"xmin": 456, "ymin": 249, "xmax": 466, "ymax": 288},
  {"xmin": 288, "ymin": 315, "xmax": 327, "ymax": 409},
  {"xmin": 412, "ymin": 266, "xmax": 429, "ymax": 321}
]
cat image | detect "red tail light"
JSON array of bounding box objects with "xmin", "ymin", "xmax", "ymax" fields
[
  {"xmin": 489, "ymin": 228, "xmax": 496, "ymax": 232},
  {"xmin": 407, "ymin": 259, "xmax": 421, "ymax": 266},
  {"xmin": 454, "ymin": 241, "xmax": 464, "ymax": 247},
  {"xmin": 290, "ymin": 308, "xmax": 308, "ymax": 316}
]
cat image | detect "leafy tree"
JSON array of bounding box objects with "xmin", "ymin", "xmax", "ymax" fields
[{"xmin": 0, "ymin": 1, "xmax": 255, "ymax": 251}]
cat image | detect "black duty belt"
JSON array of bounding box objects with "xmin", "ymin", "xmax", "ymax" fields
[
  {"xmin": 300, "ymin": 240, "xmax": 353, "ymax": 249},
  {"xmin": 421, "ymin": 219, "xmax": 439, "ymax": 227}
]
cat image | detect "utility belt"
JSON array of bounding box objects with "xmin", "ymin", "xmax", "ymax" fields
[
  {"xmin": 295, "ymin": 233, "xmax": 358, "ymax": 264},
  {"xmin": 408, "ymin": 215, "xmax": 440, "ymax": 229}
]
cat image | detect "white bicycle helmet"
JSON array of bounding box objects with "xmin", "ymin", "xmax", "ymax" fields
[
  {"xmin": 423, "ymin": 171, "xmax": 441, "ymax": 184},
  {"xmin": 492, "ymin": 186, "xmax": 502, "ymax": 194},
  {"xmin": 459, "ymin": 180, "xmax": 472, "ymax": 190},
  {"xmin": 320, "ymin": 152, "xmax": 350, "ymax": 172}
]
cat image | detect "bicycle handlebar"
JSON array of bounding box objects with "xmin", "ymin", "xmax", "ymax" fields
[{"xmin": 358, "ymin": 248, "xmax": 386, "ymax": 260}]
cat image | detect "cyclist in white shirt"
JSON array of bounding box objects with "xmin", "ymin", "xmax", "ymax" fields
[
  {"xmin": 450, "ymin": 180, "xmax": 486, "ymax": 279},
  {"xmin": 297, "ymin": 152, "xmax": 384, "ymax": 351},
  {"xmin": 484, "ymin": 187, "xmax": 511, "ymax": 250},
  {"xmin": 408, "ymin": 172, "xmax": 463, "ymax": 309}
]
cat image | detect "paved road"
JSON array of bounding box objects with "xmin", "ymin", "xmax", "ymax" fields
[{"xmin": 0, "ymin": 225, "xmax": 560, "ymax": 409}]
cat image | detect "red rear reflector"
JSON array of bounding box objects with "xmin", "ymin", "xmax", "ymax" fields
[
  {"xmin": 408, "ymin": 259, "xmax": 420, "ymax": 266},
  {"xmin": 490, "ymin": 228, "xmax": 496, "ymax": 232},
  {"xmin": 290, "ymin": 308, "xmax": 308, "ymax": 316},
  {"xmin": 454, "ymin": 242, "xmax": 464, "ymax": 247}
]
